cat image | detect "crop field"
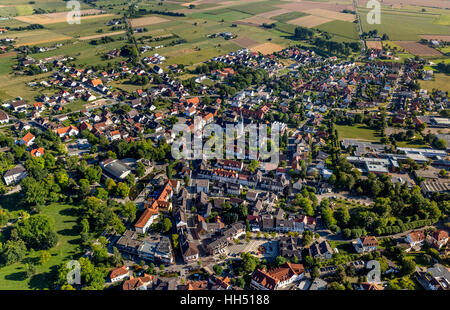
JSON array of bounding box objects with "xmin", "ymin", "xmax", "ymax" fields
[
  {"xmin": 189, "ymin": 10, "xmax": 252, "ymax": 22},
  {"xmin": 275, "ymin": 1, "xmax": 353, "ymax": 13},
  {"xmin": 237, "ymin": 15, "xmax": 274, "ymax": 26},
  {"xmin": 44, "ymin": 15, "xmax": 121, "ymax": 38},
  {"xmin": 257, "ymin": 9, "xmax": 291, "ymax": 19},
  {"xmin": 421, "ymin": 35, "xmax": 450, "ymax": 42},
  {"xmin": 359, "ymin": 7, "xmax": 450, "ymax": 40},
  {"xmin": 129, "ymin": 16, "xmax": 172, "ymax": 28},
  {"xmin": 232, "ymin": 36, "xmax": 261, "ymax": 48},
  {"xmin": 0, "ymin": 29, "xmax": 72, "ymax": 47},
  {"xmin": 315, "ymin": 20, "xmax": 359, "ymax": 41},
  {"xmin": 0, "ymin": 0, "xmax": 91, "ymax": 17},
  {"xmin": 14, "ymin": 9, "xmax": 109, "ymax": 24},
  {"xmin": 78, "ymin": 31, "xmax": 127, "ymax": 41},
  {"xmin": 394, "ymin": 41, "xmax": 442, "ymax": 57},
  {"xmin": 303, "ymin": 8, "xmax": 355, "ymax": 22},
  {"xmin": 288, "ymin": 15, "xmax": 333, "ymax": 28},
  {"xmin": 366, "ymin": 40, "xmax": 383, "ymax": 50},
  {"xmin": 251, "ymin": 42, "xmax": 285, "ymax": 54},
  {"xmin": 271, "ymin": 11, "xmax": 309, "ymax": 23},
  {"xmin": 356, "ymin": 0, "xmax": 450, "ymax": 9}
]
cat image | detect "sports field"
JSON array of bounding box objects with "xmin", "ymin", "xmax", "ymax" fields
[{"xmin": 336, "ymin": 125, "xmax": 380, "ymax": 142}]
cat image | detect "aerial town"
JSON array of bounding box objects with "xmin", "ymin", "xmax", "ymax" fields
[{"xmin": 0, "ymin": 0, "xmax": 448, "ymax": 293}]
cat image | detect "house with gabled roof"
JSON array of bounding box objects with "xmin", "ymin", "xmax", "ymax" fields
[
  {"xmin": 17, "ymin": 132, "xmax": 35, "ymax": 146},
  {"xmin": 251, "ymin": 262, "xmax": 305, "ymax": 290}
]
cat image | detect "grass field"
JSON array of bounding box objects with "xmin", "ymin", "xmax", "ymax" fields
[
  {"xmin": 45, "ymin": 15, "xmax": 121, "ymax": 38},
  {"xmin": 0, "ymin": 29, "xmax": 73, "ymax": 47},
  {"xmin": 189, "ymin": 10, "xmax": 252, "ymax": 22},
  {"xmin": 271, "ymin": 12, "xmax": 309, "ymax": 23},
  {"xmin": 419, "ymin": 73, "xmax": 450, "ymax": 94},
  {"xmin": 0, "ymin": 203, "xmax": 81, "ymax": 290},
  {"xmin": 315, "ymin": 20, "xmax": 359, "ymax": 41},
  {"xmin": 359, "ymin": 7, "xmax": 450, "ymax": 40},
  {"xmin": 336, "ymin": 124, "xmax": 380, "ymax": 142}
]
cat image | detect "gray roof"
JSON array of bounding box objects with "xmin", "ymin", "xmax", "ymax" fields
[{"xmin": 3, "ymin": 165, "xmax": 26, "ymax": 178}]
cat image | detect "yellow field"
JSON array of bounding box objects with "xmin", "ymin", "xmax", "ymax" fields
[
  {"xmin": 251, "ymin": 42, "xmax": 285, "ymax": 54},
  {"xmin": 129, "ymin": 16, "xmax": 171, "ymax": 28},
  {"xmin": 78, "ymin": 31, "xmax": 126, "ymax": 40},
  {"xmin": 14, "ymin": 9, "xmax": 109, "ymax": 24},
  {"xmin": 303, "ymin": 8, "xmax": 355, "ymax": 22},
  {"xmin": 0, "ymin": 29, "xmax": 72, "ymax": 46},
  {"xmin": 288, "ymin": 15, "xmax": 333, "ymax": 27}
]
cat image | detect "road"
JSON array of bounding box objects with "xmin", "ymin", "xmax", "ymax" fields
[{"xmin": 352, "ymin": 0, "xmax": 366, "ymax": 57}]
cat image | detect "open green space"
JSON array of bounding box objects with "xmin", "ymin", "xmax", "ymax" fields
[
  {"xmin": 336, "ymin": 124, "xmax": 380, "ymax": 142},
  {"xmin": 315, "ymin": 20, "xmax": 359, "ymax": 41},
  {"xmin": 0, "ymin": 203, "xmax": 81, "ymax": 290},
  {"xmin": 359, "ymin": 7, "xmax": 450, "ymax": 41}
]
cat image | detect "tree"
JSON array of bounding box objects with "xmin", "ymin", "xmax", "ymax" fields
[
  {"xmin": 39, "ymin": 250, "xmax": 51, "ymax": 264},
  {"xmin": 105, "ymin": 178, "xmax": 117, "ymax": 194},
  {"xmin": 240, "ymin": 253, "xmax": 259, "ymax": 274},
  {"xmin": 172, "ymin": 234, "xmax": 179, "ymax": 249},
  {"xmin": 116, "ymin": 182, "xmax": 130, "ymax": 198},
  {"xmin": 16, "ymin": 214, "xmax": 58, "ymax": 250},
  {"xmin": 136, "ymin": 162, "xmax": 145, "ymax": 178},
  {"xmin": 25, "ymin": 263, "xmax": 37, "ymax": 278},
  {"xmin": 20, "ymin": 177, "xmax": 47, "ymax": 206},
  {"xmin": 275, "ymin": 256, "xmax": 287, "ymax": 266},
  {"xmin": 162, "ymin": 218, "xmax": 172, "ymax": 233},
  {"xmin": 121, "ymin": 202, "xmax": 137, "ymax": 223},
  {"xmin": 328, "ymin": 282, "xmax": 346, "ymax": 290},
  {"xmin": 0, "ymin": 239, "xmax": 27, "ymax": 265},
  {"xmin": 400, "ymin": 259, "xmax": 416, "ymax": 276},
  {"xmin": 213, "ymin": 264, "xmax": 223, "ymax": 275}
]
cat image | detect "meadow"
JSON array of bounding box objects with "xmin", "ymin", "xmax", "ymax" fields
[{"xmin": 358, "ymin": 6, "xmax": 450, "ymax": 40}]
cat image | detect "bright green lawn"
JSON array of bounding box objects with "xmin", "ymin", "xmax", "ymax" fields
[
  {"xmin": 0, "ymin": 203, "xmax": 81, "ymax": 290},
  {"xmin": 336, "ymin": 124, "xmax": 380, "ymax": 142}
]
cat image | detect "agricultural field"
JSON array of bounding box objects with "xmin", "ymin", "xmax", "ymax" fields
[
  {"xmin": 358, "ymin": 6, "xmax": 450, "ymax": 41},
  {"xmin": 44, "ymin": 15, "xmax": 122, "ymax": 39},
  {"xmin": 394, "ymin": 41, "xmax": 442, "ymax": 57},
  {"xmin": 365, "ymin": 40, "xmax": 383, "ymax": 50},
  {"xmin": 271, "ymin": 11, "xmax": 309, "ymax": 23},
  {"xmin": 315, "ymin": 20, "xmax": 359, "ymax": 41},
  {"xmin": 0, "ymin": 0, "xmax": 88, "ymax": 17}
]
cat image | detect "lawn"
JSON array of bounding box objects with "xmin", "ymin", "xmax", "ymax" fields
[
  {"xmin": 336, "ymin": 125, "xmax": 380, "ymax": 142},
  {"xmin": 420, "ymin": 73, "xmax": 450, "ymax": 94},
  {"xmin": 0, "ymin": 203, "xmax": 81, "ymax": 290}
]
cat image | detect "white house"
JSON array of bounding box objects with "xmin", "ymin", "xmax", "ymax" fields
[{"xmin": 3, "ymin": 165, "xmax": 27, "ymax": 186}]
